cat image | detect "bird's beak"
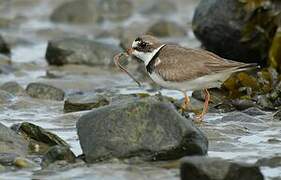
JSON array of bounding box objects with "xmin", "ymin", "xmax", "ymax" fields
[{"xmin": 126, "ymin": 48, "xmax": 134, "ymax": 55}]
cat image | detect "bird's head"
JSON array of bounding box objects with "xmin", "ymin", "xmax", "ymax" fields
[{"xmin": 127, "ymin": 35, "xmax": 165, "ymax": 66}]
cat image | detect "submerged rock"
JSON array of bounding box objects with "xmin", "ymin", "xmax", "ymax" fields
[
  {"xmin": 11, "ymin": 122, "xmax": 69, "ymax": 154},
  {"xmin": 147, "ymin": 20, "xmax": 186, "ymax": 37},
  {"xmin": 26, "ymin": 82, "xmax": 65, "ymax": 101},
  {"xmin": 0, "ymin": 35, "xmax": 10, "ymax": 56},
  {"xmin": 256, "ymin": 155, "xmax": 281, "ymax": 168},
  {"xmin": 50, "ymin": 0, "xmax": 132, "ymax": 24},
  {"xmin": 0, "ymin": 123, "xmax": 28, "ymax": 156},
  {"xmin": 192, "ymin": 0, "xmax": 278, "ymax": 64},
  {"xmin": 242, "ymin": 107, "xmax": 266, "ymax": 116},
  {"xmin": 64, "ymin": 94, "xmax": 109, "ymax": 113},
  {"xmin": 77, "ymin": 97, "xmax": 208, "ymax": 163},
  {"xmin": 0, "ymin": 81, "xmax": 25, "ymax": 96},
  {"xmin": 221, "ymin": 112, "xmax": 264, "ymax": 123},
  {"xmin": 180, "ymin": 156, "xmax": 264, "ymax": 180},
  {"xmin": 45, "ymin": 37, "xmax": 121, "ymax": 66},
  {"xmin": 41, "ymin": 145, "xmax": 76, "ymax": 168}
]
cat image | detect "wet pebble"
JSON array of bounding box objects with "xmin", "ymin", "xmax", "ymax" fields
[
  {"xmin": 242, "ymin": 107, "xmax": 267, "ymax": 116},
  {"xmin": 45, "ymin": 37, "xmax": 121, "ymax": 66},
  {"xmin": 64, "ymin": 94, "xmax": 109, "ymax": 113},
  {"xmin": 26, "ymin": 82, "xmax": 65, "ymax": 101},
  {"xmin": 180, "ymin": 156, "xmax": 264, "ymax": 180},
  {"xmin": 77, "ymin": 97, "xmax": 208, "ymax": 163},
  {"xmin": 221, "ymin": 112, "xmax": 264, "ymax": 123},
  {"xmin": 0, "ymin": 81, "xmax": 25, "ymax": 96},
  {"xmin": 41, "ymin": 145, "xmax": 76, "ymax": 168},
  {"xmin": 147, "ymin": 20, "xmax": 186, "ymax": 37},
  {"xmin": 14, "ymin": 157, "xmax": 37, "ymax": 168}
]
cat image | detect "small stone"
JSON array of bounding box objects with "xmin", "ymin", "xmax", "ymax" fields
[
  {"xmin": 0, "ymin": 81, "xmax": 25, "ymax": 96},
  {"xmin": 64, "ymin": 94, "xmax": 110, "ymax": 113},
  {"xmin": 14, "ymin": 157, "xmax": 36, "ymax": 168},
  {"xmin": 45, "ymin": 37, "xmax": 121, "ymax": 66},
  {"xmin": 26, "ymin": 82, "xmax": 65, "ymax": 101},
  {"xmin": 256, "ymin": 95, "xmax": 276, "ymax": 110},
  {"xmin": 242, "ymin": 107, "xmax": 266, "ymax": 116},
  {"xmin": 231, "ymin": 99, "xmax": 256, "ymax": 111},
  {"xmin": 147, "ymin": 20, "xmax": 186, "ymax": 37},
  {"xmin": 41, "ymin": 145, "xmax": 76, "ymax": 168},
  {"xmin": 0, "ymin": 35, "xmax": 10, "ymax": 56},
  {"xmin": 221, "ymin": 112, "xmax": 264, "ymax": 123},
  {"xmin": 180, "ymin": 156, "xmax": 264, "ymax": 180},
  {"xmin": 273, "ymin": 109, "xmax": 281, "ymax": 121}
]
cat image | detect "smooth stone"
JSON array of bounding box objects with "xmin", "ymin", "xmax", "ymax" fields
[
  {"xmin": 41, "ymin": 145, "xmax": 76, "ymax": 168},
  {"xmin": 180, "ymin": 156, "xmax": 264, "ymax": 180},
  {"xmin": 242, "ymin": 107, "xmax": 267, "ymax": 116},
  {"xmin": 0, "ymin": 123, "xmax": 28, "ymax": 156},
  {"xmin": 50, "ymin": 0, "xmax": 132, "ymax": 24},
  {"xmin": 26, "ymin": 82, "xmax": 65, "ymax": 101},
  {"xmin": 0, "ymin": 81, "xmax": 25, "ymax": 96},
  {"xmin": 14, "ymin": 157, "xmax": 37, "ymax": 168},
  {"xmin": 11, "ymin": 122, "xmax": 69, "ymax": 154},
  {"xmin": 77, "ymin": 97, "xmax": 208, "ymax": 163},
  {"xmin": 192, "ymin": 0, "xmax": 277, "ymax": 64},
  {"xmin": 147, "ymin": 20, "xmax": 186, "ymax": 37},
  {"xmin": 45, "ymin": 37, "xmax": 121, "ymax": 66},
  {"xmin": 64, "ymin": 94, "xmax": 110, "ymax": 113},
  {"xmin": 221, "ymin": 112, "xmax": 264, "ymax": 123},
  {"xmin": 256, "ymin": 156, "xmax": 281, "ymax": 168},
  {"xmin": 231, "ymin": 99, "xmax": 256, "ymax": 111}
]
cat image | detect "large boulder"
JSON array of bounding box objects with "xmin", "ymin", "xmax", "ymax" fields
[
  {"xmin": 45, "ymin": 37, "xmax": 121, "ymax": 66},
  {"xmin": 0, "ymin": 123, "xmax": 28, "ymax": 156},
  {"xmin": 180, "ymin": 156, "xmax": 264, "ymax": 180},
  {"xmin": 192, "ymin": 0, "xmax": 279, "ymax": 65},
  {"xmin": 50, "ymin": 0, "xmax": 133, "ymax": 24},
  {"xmin": 77, "ymin": 97, "xmax": 208, "ymax": 163}
]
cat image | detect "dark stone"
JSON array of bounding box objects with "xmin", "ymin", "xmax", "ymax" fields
[
  {"xmin": 180, "ymin": 156, "xmax": 264, "ymax": 180},
  {"xmin": 147, "ymin": 20, "xmax": 186, "ymax": 37},
  {"xmin": 11, "ymin": 122, "xmax": 69, "ymax": 154},
  {"xmin": 256, "ymin": 156, "xmax": 281, "ymax": 168},
  {"xmin": 221, "ymin": 112, "xmax": 264, "ymax": 123},
  {"xmin": 0, "ymin": 123, "xmax": 28, "ymax": 156},
  {"xmin": 64, "ymin": 94, "xmax": 110, "ymax": 113},
  {"xmin": 242, "ymin": 107, "xmax": 266, "ymax": 116},
  {"xmin": 26, "ymin": 82, "xmax": 65, "ymax": 101},
  {"xmin": 50, "ymin": 0, "xmax": 132, "ymax": 24},
  {"xmin": 231, "ymin": 99, "xmax": 256, "ymax": 111},
  {"xmin": 0, "ymin": 35, "xmax": 10, "ymax": 56},
  {"xmin": 41, "ymin": 145, "xmax": 76, "ymax": 168},
  {"xmin": 45, "ymin": 37, "xmax": 121, "ymax": 66},
  {"xmin": 0, "ymin": 81, "xmax": 25, "ymax": 96},
  {"xmin": 192, "ymin": 0, "xmax": 278, "ymax": 65},
  {"xmin": 77, "ymin": 97, "xmax": 208, "ymax": 163}
]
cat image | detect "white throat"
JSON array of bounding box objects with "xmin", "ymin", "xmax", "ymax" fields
[{"xmin": 132, "ymin": 44, "xmax": 166, "ymax": 66}]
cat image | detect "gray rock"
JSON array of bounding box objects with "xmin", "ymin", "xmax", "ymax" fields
[
  {"xmin": 0, "ymin": 153, "xmax": 18, "ymax": 166},
  {"xmin": 64, "ymin": 94, "xmax": 110, "ymax": 113},
  {"xmin": 180, "ymin": 156, "xmax": 264, "ymax": 180},
  {"xmin": 273, "ymin": 109, "xmax": 281, "ymax": 120},
  {"xmin": 41, "ymin": 145, "xmax": 76, "ymax": 168},
  {"xmin": 77, "ymin": 97, "xmax": 208, "ymax": 163},
  {"xmin": 11, "ymin": 122, "xmax": 69, "ymax": 155},
  {"xmin": 147, "ymin": 20, "xmax": 186, "ymax": 37},
  {"xmin": 0, "ymin": 81, "xmax": 25, "ymax": 96},
  {"xmin": 0, "ymin": 35, "xmax": 10, "ymax": 56},
  {"xmin": 256, "ymin": 156, "xmax": 281, "ymax": 168},
  {"xmin": 242, "ymin": 107, "xmax": 266, "ymax": 116},
  {"xmin": 256, "ymin": 95, "xmax": 276, "ymax": 110},
  {"xmin": 51, "ymin": 0, "xmax": 132, "ymax": 24},
  {"xmin": 45, "ymin": 37, "xmax": 121, "ymax": 66},
  {"xmin": 0, "ymin": 123, "xmax": 28, "ymax": 156},
  {"xmin": 140, "ymin": 0, "xmax": 176, "ymax": 15},
  {"xmin": 221, "ymin": 112, "xmax": 264, "ymax": 123},
  {"xmin": 0, "ymin": 90, "xmax": 14, "ymax": 104},
  {"xmin": 231, "ymin": 99, "xmax": 256, "ymax": 111},
  {"xmin": 26, "ymin": 82, "xmax": 65, "ymax": 101},
  {"xmin": 192, "ymin": 0, "xmax": 278, "ymax": 64}
]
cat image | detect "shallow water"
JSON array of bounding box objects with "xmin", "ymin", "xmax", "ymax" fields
[{"xmin": 0, "ymin": 0, "xmax": 280, "ymax": 179}]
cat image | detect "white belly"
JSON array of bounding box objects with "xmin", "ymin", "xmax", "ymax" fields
[{"xmin": 149, "ymin": 71, "xmax": 233, "ymax": 91}]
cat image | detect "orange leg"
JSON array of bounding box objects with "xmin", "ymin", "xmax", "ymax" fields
[
  {"xmin": 195, "ymin": 89, "xmax": 210, "ymax": 122},
  {"xmin": 180, "ymin": 91, "xmax": 190, "ymax": 112}
]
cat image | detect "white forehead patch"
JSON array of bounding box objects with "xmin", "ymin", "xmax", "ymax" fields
[
  {"xmin": 132, "ymin": 44, "xmax": 165, "ymax": 66},
  {"xmin": 132, "ymin": 41, "xmax": 139, "ymax": 48}
]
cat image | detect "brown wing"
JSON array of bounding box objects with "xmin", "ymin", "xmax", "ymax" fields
[{"xmin": 155, "ymin": 45, "xmax": 253, "ymax": 82}]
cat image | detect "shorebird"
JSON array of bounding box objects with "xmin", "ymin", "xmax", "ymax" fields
[{"xmin": 124, "ymin": 35, "xmax": 256, "ymax": 121}]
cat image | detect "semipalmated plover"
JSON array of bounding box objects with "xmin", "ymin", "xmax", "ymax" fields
[{"xmin": 124, "ymin": 35, "xmax": 256, "ymax": 121}]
